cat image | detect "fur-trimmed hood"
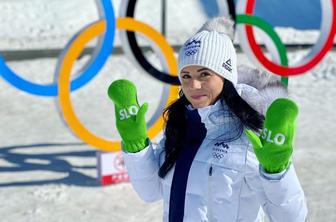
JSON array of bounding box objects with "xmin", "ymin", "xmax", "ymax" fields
[{"xmin": 235, "ymin": 65, "xmax": 288, "ymax": 115}]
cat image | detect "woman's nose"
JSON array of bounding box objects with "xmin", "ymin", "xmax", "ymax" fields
[{"xmin": 190, "ymin": 79, "xmax": 202, "ymax": 89}]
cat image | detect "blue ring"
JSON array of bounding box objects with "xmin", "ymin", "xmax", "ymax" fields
[{"xmin": 0, "ymin": 0, "xmax": 115, "ymax": 97}]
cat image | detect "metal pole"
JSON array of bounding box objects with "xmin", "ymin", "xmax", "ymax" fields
[{"xmin": 161, "ymin": 0, "xmax": 166, "ymax": 36}]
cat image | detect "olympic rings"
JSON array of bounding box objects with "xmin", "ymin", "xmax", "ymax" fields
[
  {"xmin": 239, "ymin": 0, "xmax": 336, "ymax": 76},
  {"xmin": 1, "ymin": 0, "xmax": 333, "ymax": 94},
  {"xmin": 0, "ymin": 0, "xmax": 115, "ymax": 96},
  {"xmin": 1, "ymin": 1, "xmax": 334, "ymax": 152},
  {"xmin": 212, "ymin": 152, "xmax": 225, "ymax": 159},
  {"xmin": 185, "ymin": 50, "xmax": 198, "ymax": 56},
  {"xmin": 58, "ymin": 18, "xmax": 179, "ymax": 152}
]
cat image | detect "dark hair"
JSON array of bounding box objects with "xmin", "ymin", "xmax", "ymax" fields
[{"xmin": 158, "ymin": 80, "xmax": 264, "ymax": 178}]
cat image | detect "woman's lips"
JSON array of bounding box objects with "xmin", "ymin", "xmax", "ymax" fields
[{"xmin": 191, "ymin": 94, "xmax": 206, "ymax": 100}]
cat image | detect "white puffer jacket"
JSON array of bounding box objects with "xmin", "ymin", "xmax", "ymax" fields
[{"xmin": 122, "ymin": 65, "xmax": 307, "ymax": 222}]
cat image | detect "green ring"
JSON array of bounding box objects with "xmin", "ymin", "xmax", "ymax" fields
[{"xmin": 236, "ymin": 14, "xmax": 288, "ymax": 87}]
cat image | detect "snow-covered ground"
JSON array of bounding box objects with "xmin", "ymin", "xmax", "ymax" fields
[{"xmin": 1, "ymin": 0, "xmax": 336, "ymax": 221}]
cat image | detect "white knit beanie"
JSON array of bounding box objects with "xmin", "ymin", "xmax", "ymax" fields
[{"xmin": 178, "ymin": 17, "xmax": 237, "ymax": 86}]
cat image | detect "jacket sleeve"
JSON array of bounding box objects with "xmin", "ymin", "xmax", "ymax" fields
[
  {"xmin": 122, "ymin": 137, "xmax": 165, "ymax": 203},
  {"xmin": 257, "ymin": 163, "xmax": 308, "ymax": 222}
]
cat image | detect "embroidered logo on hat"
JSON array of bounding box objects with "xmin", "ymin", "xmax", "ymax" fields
[
  {"xmin": 223, "ymin": 59, "xmax": 232, "ymax": 72},
  {"xmin": 178, "ymin": 17, "xmax": 238, "ymax": 86},
  {"xmin": 184, "ymin": 39, "xmax": 201, "ymax": 56}
]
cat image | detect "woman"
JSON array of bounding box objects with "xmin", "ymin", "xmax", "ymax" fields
[{"xmin": 108, "ymin": 17, "xmax": 307, "ymax": 222}]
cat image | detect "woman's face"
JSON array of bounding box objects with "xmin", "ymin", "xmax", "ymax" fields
[{"xmin": 180, "ymin": 65, "xmax": 224, "ymax": 108}]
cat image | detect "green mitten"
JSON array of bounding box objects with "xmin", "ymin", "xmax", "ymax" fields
[
  {"xmin": 245, "ymin": 98, "xmax": 299, "ymax": 173},
  {"xmin": 108, "ymin": 79, "xmax": 149, "ymax": 153}
]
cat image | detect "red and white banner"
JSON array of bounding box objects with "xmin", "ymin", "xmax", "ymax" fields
[{"xmin": 97, "ymin": 151, "xmax": 129, "ymax": 186}]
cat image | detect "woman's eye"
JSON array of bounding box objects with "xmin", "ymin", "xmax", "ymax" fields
[
  {"xmin": 182, "ymin": 74, "xmax": 191, "ymax": 79},
  {"xmin": 200, "ymin": 72, "xmax": 210, "ymax": 77}
]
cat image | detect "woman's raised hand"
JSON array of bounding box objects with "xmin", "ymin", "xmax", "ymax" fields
[
  {"xmin": 245, "ymin": 98, "xmax": 299, "ymax": 173},
  {"xmin": 108, "ymin": 79, "xmax": 149, "ymax": 153}
]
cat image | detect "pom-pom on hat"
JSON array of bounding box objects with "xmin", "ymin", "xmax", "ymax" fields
[{"xmin": 178, "ymin": 17, "xmax": 237, "ymax": 86}]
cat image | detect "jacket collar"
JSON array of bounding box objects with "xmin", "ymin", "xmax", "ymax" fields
[{"xmin": 186, "ymin": 99, "xmax": 242, "ymax": 135}]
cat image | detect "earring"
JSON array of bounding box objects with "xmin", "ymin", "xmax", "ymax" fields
[{"xmin": 179, "ymin": 90, "xmax": 184, "ymax": 97}]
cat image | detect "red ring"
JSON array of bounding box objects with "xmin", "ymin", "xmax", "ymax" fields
[{"xmin": 245, "ymin": 0, "xmax": 336, "ymax": 76}]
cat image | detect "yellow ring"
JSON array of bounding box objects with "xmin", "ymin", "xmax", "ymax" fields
[{"xmin": 58, "ymin": 17, "xmax": 179, "ymax": 152}]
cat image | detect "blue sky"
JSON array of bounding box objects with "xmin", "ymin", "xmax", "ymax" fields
[{"xmin": 199, "ymin": 0, "xmax": 321, "ymax": 30}]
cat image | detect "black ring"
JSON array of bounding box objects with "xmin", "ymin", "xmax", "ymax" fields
[
  {"xmin": 125, "ymin": 0, "xmax": 180, "ymax": 85},
  {"xmin": 227, "ymin": 0, "xmax": 236, "ymax": 25}
]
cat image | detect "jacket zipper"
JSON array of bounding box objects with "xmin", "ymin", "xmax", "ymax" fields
[{"xmin": 208, "ymin": 164, "xmax": 213, "ymax": 221}]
